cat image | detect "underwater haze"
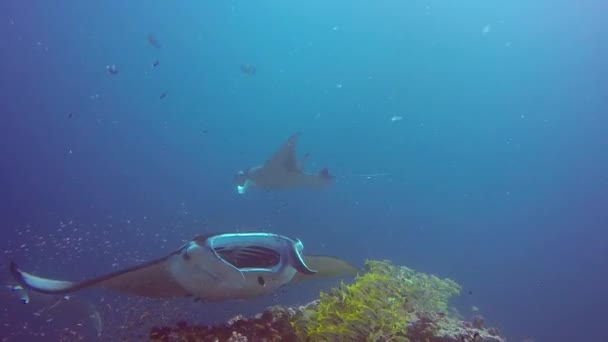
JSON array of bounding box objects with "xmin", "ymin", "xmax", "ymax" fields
[{"xmin": 1, "ymin": 0, "xmax": 607, "ymax": 341}]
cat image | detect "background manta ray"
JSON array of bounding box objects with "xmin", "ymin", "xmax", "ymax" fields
[
  {"xmin": 0, "ymin": 282, "xmax": 102, "ymax": 340},
  {"xmin": 10, "ymin": 233, "xmax": 357, "ymax": 301},
  {"xmin": 234, "ymin": 132, "xmax": 333, "ymax": 194}
]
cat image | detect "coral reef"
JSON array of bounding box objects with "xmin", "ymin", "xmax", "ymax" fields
[
  {"xmin": 407, "ymin": 311, "xmax": 505, "ymax": 342},
  {"xmin": 149, "ymin": 260, "xmax": 506, "ymax": 342},
  {"xmin": 291, "ymin": 260, "xmax": 460, "ymax": 341},
  {"xmin": 150, "ymin": 306, "xmax": 297, "ymax": 342}
]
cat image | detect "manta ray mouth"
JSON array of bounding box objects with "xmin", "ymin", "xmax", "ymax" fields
[{"xmin": 213, "ymin": 246, "xmax": 281, "ymax": 269}]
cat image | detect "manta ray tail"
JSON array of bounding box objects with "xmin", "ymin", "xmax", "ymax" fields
[{"xmin": 10, "ymin": 262, "xmax": 77, "ymax": 295}]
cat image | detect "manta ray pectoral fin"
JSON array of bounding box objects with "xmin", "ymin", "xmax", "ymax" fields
[
  {"xmin": 264, "ymin": 132, "xmax": 301, "ymax": 172},
  {"xmin": 10, "ymin": 254, "xmax": 189, "ymax": 298},
  {"xmin": 11, "ymin": 262, "xmax": 76, "ymax": 295},
  {"xmin": 289, "ymin": 171, "xmax": 333, "ymax": 189},
  {"xmin": 92, "ymin": 255, "xmax": 188, "ymax": 297},
  {"xmin": 290, "ymin": 256, "xmax": 359, "ymax": 283}
]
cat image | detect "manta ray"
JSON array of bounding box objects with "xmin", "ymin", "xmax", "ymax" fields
[
  {"xmin": 1, "ymin": 283, "xmax": 103, "ymax": 337},
  {"xmin": 10, "ymin": 232, "xmax": 357, "ymax": 301},
  {"xmin": 234, "ymin": 132, "xmax": 333, "ymax": 194}
]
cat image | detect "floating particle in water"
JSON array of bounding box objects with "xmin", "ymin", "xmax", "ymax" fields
[
  {"xmin": 391, "ymin": 115, "xmax": 403, "ymax": 122},
  {"xmin": 335, "ymin": 83, "xmax": 343, "ymax": 89},
  {"xmin": 482, "ymin": 25, "xmax": 491, "ymax": 35},
  {"xmin": 332, "ymin": 25, "xmax": 339, "ymax": 31}
]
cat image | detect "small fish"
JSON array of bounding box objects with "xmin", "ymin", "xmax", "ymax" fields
[
  {"xmin": 5, "ymin": 284, "xmax": 29, "ymax": 303},
  {"xmin": 67, "ymin": 113, "xmax": 73, "ymax": 119},
  {"xmin": 152, "ymin": 60, "xmax": 159, "ymax": 68},
  {"xmin": 147, "ymin": 33, "xmax": 162, "ymax": 48},
  {"xmin": 352, "ymin": 173, "xmax": 390, "ymax": 179},
  {"xmin": 106, "ymin": 65, "xmax": 118, "ymax": 75},
  {"xmin": 240, "ymin": 64, "xmax": 256, "ymax": 75},
  {"xmin": 159, "ymin": 92, "xmax": 167, "ymax": 99},
  {"xmin": 89, "ymin": 308, "xmax": 103, "ymax": 337}
]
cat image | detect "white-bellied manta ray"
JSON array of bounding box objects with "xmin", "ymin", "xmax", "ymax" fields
[
  {"xmin": 234, "ymin": 132, "xmax": 333, "ymax": 194},
  {"xmin": 10, "ymin": 232, "xmax": 357, "ymax": 301}
]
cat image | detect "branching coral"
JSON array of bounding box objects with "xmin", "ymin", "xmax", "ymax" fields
[
  {"xmin": 292, "ymin": 260, "xmax": 461, "ymax": 342},
  {"xmin": 369, "ymin": 260, "xmax": 461, "ymax": 314}
]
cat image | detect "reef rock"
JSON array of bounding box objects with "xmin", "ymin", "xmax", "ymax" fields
[
  {"xmin": 150, "ymin": 302, "xmax": 507, "ymax": 342},
  {"xmin": 406, "ymin": 311, "xmax": 506, "ymax": 342}
]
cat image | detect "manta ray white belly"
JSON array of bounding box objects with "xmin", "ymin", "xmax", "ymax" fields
[{"xmin": 169, "ymin": 240, "xmax": 297, "ymax": 300}]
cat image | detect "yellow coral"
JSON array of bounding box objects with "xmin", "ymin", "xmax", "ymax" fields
[{"xmin": 292, "ymin": 260, "xmax": 461, "ymax": 342}]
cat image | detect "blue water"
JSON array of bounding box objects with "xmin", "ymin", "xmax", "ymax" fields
[{"xmin": 1, "ymin": 1, "xmax": 607, "ymax": 341}]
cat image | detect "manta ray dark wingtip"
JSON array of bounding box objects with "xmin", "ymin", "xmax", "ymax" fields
[
  {"xmin": 319, "ymin": 167, "xmax": 333, "ymax": 180},
  {"xmin": 287, "ymin": 131, "xmax": 301, "ymax": 143},
  {"xmin": 9, "ymin": 260, "xmax": 19, "ymax": 274},
  {"xmin": 9, "ymin": 261, "xmax": 25, "ymax": 285}
]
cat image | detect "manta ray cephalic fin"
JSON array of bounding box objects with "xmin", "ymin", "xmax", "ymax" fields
[{"xmin": 290, "ymin": 255, "xmax": 359, "ymax": 283}]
